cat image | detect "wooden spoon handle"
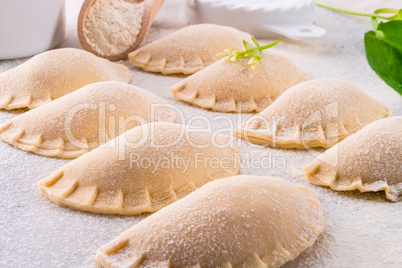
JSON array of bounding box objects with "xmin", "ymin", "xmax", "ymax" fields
[
  {"xmin": 135, "ymin": 0, "xmax": 164, "ymax": 51},
  {"xmin": 148, "ymin": 0, "xmax": 164, "ymax": 23}
]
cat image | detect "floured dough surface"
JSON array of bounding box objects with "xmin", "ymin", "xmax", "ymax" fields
[
  {"xmin": 128, "ymin": 24, "xmax": 251, "ymax": 74},
  {"xmin": 235, "ymin": 78, "xmax": 392, "ymax": 149},
  {"xmin": 170, "ymin": 51, "xmax": 308, "ymax": 112},
  {"xmin": 95, "ymin": 175, "xmax": 324, "ymax": 268},
  {"xmin": 0, "ymin": 82, "xmax": 175, "ymax": 158},
  {"xmin": 0, "ymin": 48, "xmax": 131, "ymax": 110},
  {"xmin": 38, "ymin": 122, "xmax": 239, "ymax": 214},
  {"xmin": 304, "ymin": 116, "xmax": 402, "ymax": 201}
]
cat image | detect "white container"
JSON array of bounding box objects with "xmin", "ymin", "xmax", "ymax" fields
[
  {"xmin": 186, "ymin": 0, "xmax": 326, "ymax": 40},
  {"xmin": 0, "ymin": 0, "xmax": 65, "ymax": 60}
]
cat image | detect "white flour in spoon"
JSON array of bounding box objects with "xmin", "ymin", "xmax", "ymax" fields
[{"xmin": 84, "ymin": 0, "xmax": 144, "ymax": 56}]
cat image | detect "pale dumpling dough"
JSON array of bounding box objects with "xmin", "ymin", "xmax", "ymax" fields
[
  {"xmin": 95, "ymin": 175, "xmax": 324, "ymax": 268},
  {"xmin": 0, "ymin": 82, "xmax": 175, "ymax": 158},
  {"xmin": 235, "ymin": 78, "xmax": 392, "ymax": 149},
  {"xmin": 304, "ymin": 116, "xmax": 402, "ymax": 201},
  {"xmin": 128, "ymin": 24, "xmax": 251, "ymax": 74},
  {"xmin": 0, "ymin": 48, "xmax": 131, "ymax": 110},
  {"xmin": 38, "ymin": 122, "xmax": 239, "ymax": 215},
  {"xmin": 170, "ymin": 51, "xmax": 308, "ymax": 112}
]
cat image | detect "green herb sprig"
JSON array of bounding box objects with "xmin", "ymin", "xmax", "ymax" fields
[
  {"xmin": 218, "ymin": 36, "xmax": 279, "ymax": 69},
  {"xmin": 316, "ymin": 1, "xmax": 402, "ymax": 94}
]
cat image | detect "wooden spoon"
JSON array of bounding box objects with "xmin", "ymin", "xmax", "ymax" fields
[{"xmin": 77, "ymin": 0, "xmax": 164, "ymax": 61}]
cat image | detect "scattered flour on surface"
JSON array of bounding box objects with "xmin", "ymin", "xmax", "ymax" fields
[
  {"xmin": 0, "ymin": 0, "xmax": 402, "ymax": 267},
  {"xmin": 84, "ymin": 0, "xmax": 144, "ymax": 56}
]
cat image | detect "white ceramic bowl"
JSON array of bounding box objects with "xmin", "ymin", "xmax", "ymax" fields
[
  {"xmin": 186, "ymin": 0, "xmax": 326, "ymax": 40},
  {"xmin": 0, "ymin": 0, "xmax": 65, "ymax": 60}
]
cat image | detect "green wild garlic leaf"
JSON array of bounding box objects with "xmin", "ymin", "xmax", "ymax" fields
[
  {"xmin": 375, "ymin": 21, "xmax": 402, "ymax": 52},
  {"xmin": 316, "ymin": 2, "xmax": 402, "ymax": 94},
  {"xmin": 365, "ymin": 30, "xmax": 402, "ymax": 94}
]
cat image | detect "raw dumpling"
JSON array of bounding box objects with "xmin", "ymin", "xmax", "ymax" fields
[
  {"xmin": 170, "ymin": 51, "xmax": 308, "ymax": 112},
  {"xmin": 128, "ymin": 24, "xmax": 251, "ymax": 75},
  {"xmin": 0, "ymin": 48, "xmax": 131, "ymax": 110},
  {"xmin": 0, "ymin": 82, "xmax": 175, "ymax": 158},
  {"xmin": 95, "ymin": 175, "xmax": 324, "ymax": 268},
  {"xmin": 304, "ymin": 116, "xmax": 402, "ymax": 201},
  {"xmin": 235, "ymin": 78, "xmax": 392, "ymax": 149},
  {"xmin": 38, "ymin": 122, "xmax": 239, "ymax": 215}
]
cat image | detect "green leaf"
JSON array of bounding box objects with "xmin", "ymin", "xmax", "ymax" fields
[
  {"xmin": 373, "ymin": 8, "xmax": 399, "ymax": 15},
  {"xmin": 365, "ymin": 30, "xmax": 402, "ymax": 94},
  {"xmin": 251, "ymin": 36, "xmax": 260, "ymax": 48},
  {"xmin": 243, "ymin": 40, "xmax": 254, "ymax": 51},
  {"xmin": 375, "ymin": 21, "xmax": 402, "ymax": 52},
  {"xmin": 219, "ymin": 37, "xmax": 279, "ymax": 69},
  {"xmin": 259, "ymin": 40, "xmax": 280, "ymax": 50},
  {"xmin": 248, "ymin": 48, "xmax": 262, "ymax": 59}
]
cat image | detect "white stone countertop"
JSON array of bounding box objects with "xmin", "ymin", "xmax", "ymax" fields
[{"xmin": 0, "ymin": 0, "xmax": 401, "ymax": 267}]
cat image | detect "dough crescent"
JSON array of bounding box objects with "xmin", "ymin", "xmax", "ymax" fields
[
  {"xmin": 170, "ymin": 51, "xmax": 308, "ymax": 112},
  {"xmin": 0, "ymin": 82, "xmax": 175, "ymax": 158},
  {"xmin": 235, "ymin": 78, "xmax": 392, "ymax": 149},
  {"xmin": 304, "ymin": 116, "xmax": 402, "ymax": 201},
  {"xmin": 95, "ymin": 175, "xmax": 324, "ymax": 268},
  {"xmin": 128, "ymin": 24, "xmax": 251, "ymax": 75},
  {"xmin": 0, "ymin": 48, "xmax": 131, "ymax": 110},
  {"xmin": 38, "ymin": 122, "xmax": 240, "ymax": 214}
]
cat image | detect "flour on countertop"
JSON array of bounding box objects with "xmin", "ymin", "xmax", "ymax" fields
[
  {"xmin": 0, "ymin": 0, "xmax": 402, "ymax": 267},
  {"xmin": 84, "ymin": 0, "xmax": 144, "ymax": 56}
]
